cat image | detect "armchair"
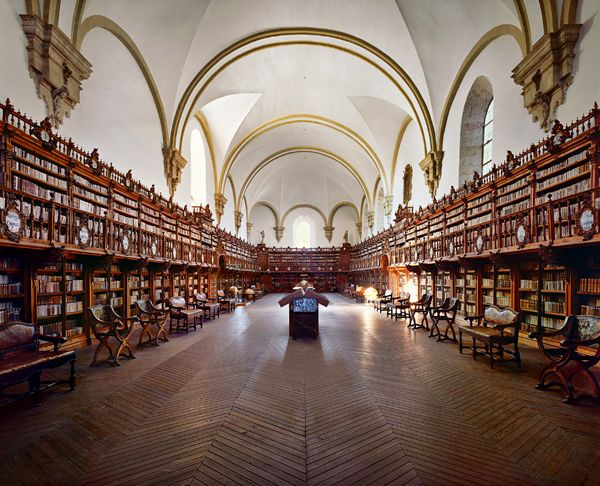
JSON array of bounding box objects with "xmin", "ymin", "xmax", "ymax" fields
[
  {"xmin": 374, "ymin": 289, "xmax": 393, "ymax": 312},
  {"xmin": 458, "ymin": 305, "xmax": 520, "ymax": 368},
  {"xmin": 168, "ymin": 296, "xmax": 202, "ymax": 333},
  {"xmin": 194, "ymin": 293, "xmax": 221, "ymax": 320},
  {"xmin": 134, "ymin": 299, "xmax": 169, "ymax": 345},
  {"xmin": 88, "ymin": 305, "xmax": 138, "ymax": 366},
  {"xmin": 429, "ymin": 297, "xmax": 461, "ymax": 342},
  {"xmin": 529, "ymin": 315, "xmax": 600, "ymax": 403},
  {"xmin": 408, "ymin": 293, "xmax": 433, "ymax": 330}
]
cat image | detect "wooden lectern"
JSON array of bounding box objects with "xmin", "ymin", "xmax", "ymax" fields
[{"xmin": 278, "ymin": 287, "xmax": 329, "ymax": 339}]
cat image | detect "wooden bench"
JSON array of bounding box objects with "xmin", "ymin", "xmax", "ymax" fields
[
  {"xmin": 459, "ymin": 305, "xmax": 520, "ymax": 368},
  {"xmin": 134, "ymin": 299, "xmax": 169, "ymax": 345},
  {"xmin": 429, "ymin": 297, "xmax": 461, "ymax": 342},
  {"xmin": 529, "ymin": 315, "xmax": 600, "ymax": 403},
  {"xmin": 194, "ymin": 293, "xmax": 220, "ymax": 320},
  {"xmin": 0, "ymin": 321, "xmax": 75, "ymax": 404},
  {"xmin": 89, "ymin": 305, "xmax": 138, "ymax": 366},
  {"xmin": 408, "ymin": 293, "xmax": 433, "ymax": 330},
  {"xmin": 168, "ymin": 297, "xmax": 202, "ymax": 333}
]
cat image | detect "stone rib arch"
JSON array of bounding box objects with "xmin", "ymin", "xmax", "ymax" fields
[
  {"xmin": 250, "ymin": 201, "xmax": 280, "ymax": 228},
  {"xmin": 328, "ymin": 202, "xmax": 360, "ymax": 227},
  {"xmin": 235, "ymin": 146, "xmax": 372, "ymax": 214},
  {"xmin": 75, "ymin": 15, "xmax": 168, "ymax": 149},
  {"xmin": 437, "ymin": 24, "xmax": 526, "ymax": 153},
  {"xmin": 282, "ymin": 205, "xmax": 327, "ymax": 227},
  {"xmin": 221, "ymin": 115, "xmax": 387, "ymax": 198},
  {"xmin": 171, "ymin": 28, "xmax": 437, "ymax": 157}
]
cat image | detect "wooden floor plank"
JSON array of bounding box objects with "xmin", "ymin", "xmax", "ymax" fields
[{"xmin": 1, "ymin": 294, "xmax": 599, "ymax": 485}]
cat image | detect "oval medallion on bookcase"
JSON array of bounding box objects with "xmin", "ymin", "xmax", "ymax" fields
[
  {"xmin": 2, "ymin": 197, "xmax": 24, "ymax": 242},
  {"xmin": 475, "ymin": 233, "xmax": 484, "ymax": 254},
  {"xmin": 577, "ymin": 201, "xmax": 596, "ymax": 241}
]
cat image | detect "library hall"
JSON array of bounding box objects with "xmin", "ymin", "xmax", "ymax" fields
[{"xmin": 1, "ymin": 0, "xmax": 600, "ymax": 484}]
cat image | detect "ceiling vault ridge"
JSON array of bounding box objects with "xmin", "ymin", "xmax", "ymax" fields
[
  {"xmin": 221, "ymin": 114, "xmax": 387, "ymax": 200},
  {"xmin": 235, "ymin": 145, "xmax": 372, "ymax": 214},
  {"xmin": 170, "ymin": 27, "xmax": 437, "ymax": 159}
]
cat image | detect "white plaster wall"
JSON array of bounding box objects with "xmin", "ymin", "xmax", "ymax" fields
[
  {"xmin": 331, "ymin": 205, "xmax": 359, "ymax": 246},
  {"xmin": 556, "ymin": 1, "xmax": 600, "ymax": 122},
  {"xmin": 220, "ymin": 179, "xmax": 235, "ymax": 233},
  {"xmin": 62, "ymin": 28, "xmax": 168, "ymax": 198},
  {"xmin": 393, "ymin": 120, "xmax": 430, "ymax": 210},
  {"xmin": 0, "ymin": 0, "xmax": 46, "ymax": 120},
  {"xmin": 249, "ymin": 204, "xmax": 278, "ymax": 246},
  {"xmin": 438, "ymin": 35, "xmax": 544, "ymax": 196},
  {"xmin": 57, "ymin": 0, "xmax": 76, "ymax": 36}
]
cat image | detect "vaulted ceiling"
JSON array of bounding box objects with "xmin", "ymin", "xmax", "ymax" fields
[{"xmin": 9, "ymin": 0, "xmax": 571, "ymax": 241}]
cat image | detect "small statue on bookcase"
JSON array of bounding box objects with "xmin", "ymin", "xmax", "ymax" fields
[
  {"xmin": 87, "ymin": 148, "xmax": 102, "ymax": 174},
  {"xmin": 546, "ymin": 119, "xmax": 571, "ymax": 153},
  {"xmin": 343, "ymin": 230, "xmax": 349, "ymax": 244},
  {"xmin": 31, "ymin": 117, "xmax": 57, "ymax": 151},
  {"xmin": 260, "ymin": 230, "xmax": 265, "ymax": 244}
]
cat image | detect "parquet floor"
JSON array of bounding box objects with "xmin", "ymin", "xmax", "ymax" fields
[{"xmin": 1, "ymin": 294, "xmax": 599, "ymax": 485}]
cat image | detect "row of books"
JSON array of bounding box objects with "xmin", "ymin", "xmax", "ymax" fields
[
  {"xmin": 579, "ymin": 277, "xmax": 600, "ymax": 293},
  {"xmin": 65, "ymin": 300, "xmax": 83, "ymax": 313},
  {"xmin": 73, "ymin": 172, "xmax": 107, "ymax": 193},
  {"xmin": 0, "ymin": 281, "xmax": 22, "ymax": 295},
  {"xmin": 536, "ymin": 150, "xmax": 586, "ymax": 179},
  {"xmin": 37, "ymin": 297, "xmax": 62, "ymax": 317},
  {"xmin": 537, "ymin": 162, "xmax": 590, "ymax": 190},
  {"xmin": 534, "ymin": 179, "xmax": 589, "ymax": 205},
  {"xmin": 12, "ymin": 160, "xmax": 68, "ymax": 189},
  {"xmin": 65, "ymin": 278, "xmax": 84, "ymax": 292},
  {"xmin": 13, "ymin": 176, "xmax": 69, "ymax": 205},
  {"xmin": 542, "ymin": 278, "xmax": 565, "ymax": 291},
  {"xmin": 520, "ymin": 298, "xmax": 538, "ymax": 311},
  {"xmin": 0, "ymin": 258, "xmax": 20, "ymax": 269},
  {"xmin": 37, "ymin": 275, "xmax": 62, "ymax": 293},
  {"xmin": 13, "ymin": 146, "xmax": 66, "ymax": 176},
  {"xmin": 522, "ymin": 313, "xmax": 563, "ymax": 330},
  {"xmin": 0, "ymin": 302, "xmax": 21, "ymax": 323},
  {"xmin": 543, "ymin": 300, "xmax": 565, "ymax": 314}
]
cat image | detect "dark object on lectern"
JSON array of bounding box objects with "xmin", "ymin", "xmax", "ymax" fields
[{"xmin": 279, "ymin": 288, "xmax": 329, "ymax": 339}]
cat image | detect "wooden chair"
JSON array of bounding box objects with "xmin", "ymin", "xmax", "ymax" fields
[
  {"xmin": 373, "ymin": 289, "xmax": 393, "ymax": 312},
  {"xmin": 134, "ymin": 299, "xmax": 169, "ymax": 346},
  {"xmin": 217, "ymin": 289, "xmax": 236, "ymax": 313},
  {"xmin": 88, "ymin": 305, "xmax": 137, "ymax": 366},
  {"xmin": 429, "ymin": 297, "xmax": 461, "ymax": 342},
  {"xmin": 167, "ymin": 296, "xmax": 202, "ymax": 333},
  {"xmin": 408, "ymin": 293, "xmax": 433, "ymax": 330},
  {"xmin": 194, "ymin": 293, "xmax": 221, "ymax": 320},
  {"xmin": 529, "ymin": 315, "xmax": 600, "ymax": 403},
  {"xmin": 459, "ymin": 305, "xmax": 520, "ymax": 368},
  {"xmin": 387, "ymin": 292, "xmax": 411, "ymax": 321}
]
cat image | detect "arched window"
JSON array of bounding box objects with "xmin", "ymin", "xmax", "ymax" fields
[
  {"xmin": 190, "ymin": 128, "xmax": 206, "ymax": 205},
  {"xmin": 482, "ymin": 99, "xmax": 493, "ymax": 173},
  {"xmin": 459, "ymin": 76, "xmax": 493, "ymax": 184},
  {"xmin": 295, "ymin": 220, "xmax": 311, "ymax": 248}
]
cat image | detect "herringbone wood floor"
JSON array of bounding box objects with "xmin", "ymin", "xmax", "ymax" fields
[{"xmin": 1, "ymin": 294, "xmax": 599, "ymax": 485}]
